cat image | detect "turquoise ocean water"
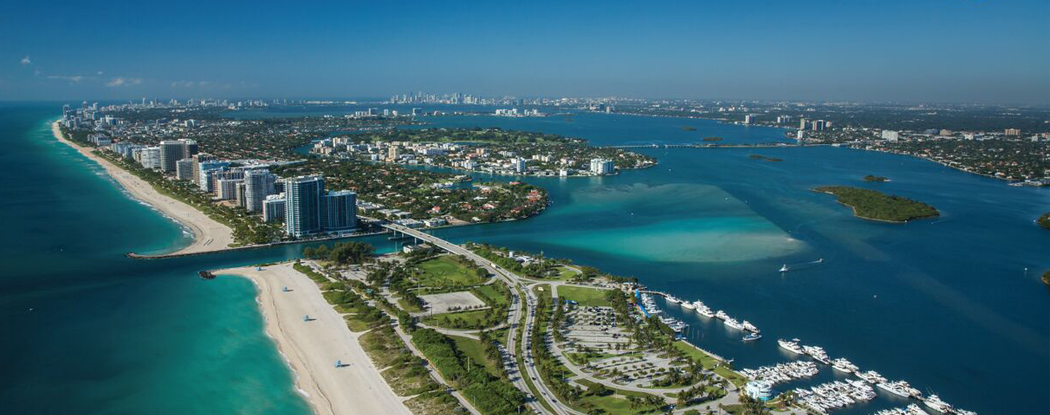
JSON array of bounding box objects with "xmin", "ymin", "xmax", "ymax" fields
[{"xmin": 1, "ymin": 103, "xmax": 1046, "ymax": 415}]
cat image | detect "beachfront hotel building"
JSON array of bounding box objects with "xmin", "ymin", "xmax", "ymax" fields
[
  {"xmin": 282, "ymin": 175, "xmax": 359, "ymax": 237},
  {"xmin": 323, "ymin": 190, "xmax": 357, "ymax": 231},
  {"xmin": 589, "ymin": 158, "xmax": 615, "ymax": 175},
  {"xmin": 175, "ymin": 159, "xmax": 195, "ymax": 181},
  {"xmin": 244, "ymin": 169, "xmax": 277, "ymax": 213},
  {"xmin": 284, "ymin": 175, "xmax": 326, "ymax": 237},
  {"xmin": 136, "ymin": 146, "xmax": 162, "ymax": 170},
  {"xmin": 159, "ymin": 139, "xmax": 198, "ymax": 172},
  {"xmin": 262, "ymin": 194, "xmax": 286, "ymax": 223}
]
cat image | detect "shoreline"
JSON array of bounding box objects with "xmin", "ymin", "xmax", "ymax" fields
[
  {"xmin": 217, "ymin": 263, "xmax": 412, "ymax": 415},
  {"xmin": 51, "ymin": 120, "xmax": 234, "ymax": 255}
]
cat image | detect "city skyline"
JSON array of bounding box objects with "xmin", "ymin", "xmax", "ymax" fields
[{"xmin": 3, "ymin": 0, "xmax": 1048, "ymax": 104}]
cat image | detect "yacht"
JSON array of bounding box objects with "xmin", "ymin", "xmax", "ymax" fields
[
  {"xmin": 802, "ymin": 345, "xmax": 830, "ymax": 364},
  {"xmin": 695, "ymin": 302, "xmax": 715, "ymax": 317},
  {"xmin": 742, "ymin": 332, "xmax": 762, "ymax": 342},
  {"xmin": 715, "ymin": 310, "xmax": 729, "ymax": 320},
  {"xmin": 681, "ymin": 300, "xmax": 696, "ymax": 310},
  {"xmin": 724, "ymin": 317, "xmax": 745, "ymax": 330},
  {"xmin": 954, "ymin": 409, "xmax": 978, "ymax": 415},
  {"xmin": 857, "ymin": 370, "xmax": 887, "ymax": 385},
  {"xmin": 831, "ymin": 358, "xmax": 859, "ymax": 374},
  {"xmin": 877, "ymin": 380, "xmax": 922, "ymax": 399},
  {"xmin": 665, "ymin": 295, "xmax": 681, "ymax": 304},
  {"xmin": 923, "ymin": 395, "xmax": 953, "ymax": 413},
  {"xmin": 904, "ymin": 405, "xmax": 927, "ymax": 415},
  {"xmin": 777, "ymin": 338, "xmax": 804, "ymax": 355},
  {"xmin": 741, "ymin": 320, "xmax": 760, "ymax": 333}
]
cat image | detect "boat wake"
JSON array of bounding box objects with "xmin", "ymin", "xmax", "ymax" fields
[{"xmin": 779, "ymin": 258, "xmax": 824, "ymax": 273}]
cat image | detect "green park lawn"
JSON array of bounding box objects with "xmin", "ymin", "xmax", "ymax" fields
[
  {"xmin": 448, "ymin": 335, "xmax": 502, "ymax": 377},
  {"xmin": 558, "ymin": 285, "xmax": 611, "ymax": 306},
  {"xmin": 416, "ymin": 255, "xmax": 485, "ymax": 287}
]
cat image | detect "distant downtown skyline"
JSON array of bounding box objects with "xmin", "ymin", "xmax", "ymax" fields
[{"xmin": 3, "ymin": 1, "xmax": 1048, "ymax": 104}]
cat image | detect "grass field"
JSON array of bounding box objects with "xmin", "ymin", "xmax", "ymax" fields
[
  {"xmin": 558, "ymin": 285, "xmax": 611, "ymax": 306},
  {"xmin": 416, "ymin": 255, "xmax": 485, "ymax": 287},
  {"xmin": 472, "ymin": 283, "xmax": 510, "ymax": 305},
  {"xmin": 673, "ymin": 341, "xmax": 747, "ymax": 387},
  {"xmin": 448, "ymin": 335, "xmax": 502, "ymax": 378},
  {"xmin": 423, "ymin": 308, "xmax": 494, "ymax": 329},
  {"xmin": 574, "ymin": 379, "xmax": 664, "ymax": 414},
  {"xmin": 398, "ymin": 297, "xmax": 426, "ymax": 313},
  {"xmin": 556, "ymin": 266, "xmax": 580, "ymax": 280}
]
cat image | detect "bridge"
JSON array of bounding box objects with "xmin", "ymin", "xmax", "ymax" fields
[{"xmin": 603, "ymin": 143, "xmax": 802, "ymax": 149}]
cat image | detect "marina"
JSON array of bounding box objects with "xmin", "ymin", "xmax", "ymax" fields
[
  {"xmin": 741, "ymin": 360, "xmax": 819, "ymax": 383},
  {"xmin": 873, "ymin": 404, "xmax": 927, "ymax": 415},
  {"xmin": 793, "ymin": 379, "xmax": 876, "ymax": 414},
  {"xmin": 645, "ymin": 296, "xmax": 982, "ymax": 415}
]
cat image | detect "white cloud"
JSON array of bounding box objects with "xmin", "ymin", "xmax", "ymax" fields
[
  {"xmin": 106, "ymin": 77, "xmax": 142, "ymax": 87},
  {"xmin": 20, "ymin": 56, "xmax": 31, "ymax": 65},
  {"xmin": 47, "ymin": 75, "xmax": 84, "ymax": 82}
]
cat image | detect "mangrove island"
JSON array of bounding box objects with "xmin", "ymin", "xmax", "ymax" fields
[{"xmin": 813, "ymin": 186, "xmax": 939, "ymax": 223}]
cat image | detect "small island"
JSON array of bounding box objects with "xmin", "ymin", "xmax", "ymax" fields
[
  {"xmin": 1038, "ymin": 212, "xmax": 1050, "ymax": 230},
  {"xmin": 864, "ymin": 175, "xmax": 889, "ymax": 182},
  {"xmin": 1042, "ymin": 270, "xmax": 1050, "ymax": 286},
  {"xmin": 813, "ymin": 186, "xmax": 939, "ymax": 223},
  {"xmin": 749, "ymin": 154, "xmax": 783, "ymax": 162}
]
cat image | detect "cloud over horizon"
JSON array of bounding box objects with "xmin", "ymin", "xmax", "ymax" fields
[{"xmin": 106, "ymin": 77, "xmax": 142, "ymax": 87}]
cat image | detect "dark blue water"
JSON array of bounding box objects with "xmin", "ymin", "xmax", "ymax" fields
[{"xmin": 1, "ymin": 105, "xmax": 1046, "ymax": 415}]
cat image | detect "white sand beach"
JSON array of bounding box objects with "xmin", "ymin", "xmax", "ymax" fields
[
  {"xmin": 51, "ymin": 121, "xmax": 233, "ymax": 255},
  {"xmin": 218, "ymin": 263, "xmax": 412, "ymax": 415}
]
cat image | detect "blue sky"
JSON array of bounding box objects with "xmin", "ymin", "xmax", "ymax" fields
[{"xmin": 2, "ymin": 0, "xmax": 1048, "ymax": 103}]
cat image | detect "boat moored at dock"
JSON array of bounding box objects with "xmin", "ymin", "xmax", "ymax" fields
[
  {"xmin": 857, "ymin": 370, "xmax": 887, "ymax": 385},
  {"xmin": 803, "ymin": 344, "xmax": 831, "ymax": 364},
  {"xmin": 877, "ymin": 380, "xmax": 922, "ymax": 399},
  {"xmin": 778, "ymin": 338, "xmax": 805, "ymax": 355},
  {"xmin": 831, "ymin": 357, "xmax": 859, "ymax": 373},
  {"xmin": 741, "ymin": 320, "xmax": 760, "ymax": 333},
  {"xmin": 724, "ymin": 317, "xmax": 745, "ymax": 330},
  {"xmin": 923, "ymin": 394, "xmax": 953, "ymax": 413}
]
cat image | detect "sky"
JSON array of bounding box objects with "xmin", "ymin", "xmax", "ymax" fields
[{"xmin": 1, "ymin": 0, "xmax": 1048, "ymax": 104}]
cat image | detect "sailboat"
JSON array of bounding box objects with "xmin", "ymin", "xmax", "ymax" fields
[{"xmin": 779, "ymin": 264, "xmax": 790, "ymax": 273}]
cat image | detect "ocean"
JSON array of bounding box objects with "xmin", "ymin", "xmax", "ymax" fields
[{"xmin": 0, "ymin": 103, "xmax": 1046, "ymax": 415}]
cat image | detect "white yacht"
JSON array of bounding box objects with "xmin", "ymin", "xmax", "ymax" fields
[
  {"xmin": 680, "ymin": 300, "xmax": 696, "ymax": 310},
  {"xmin": 715, "ymin": 310, "xmax": 729, "ymax": 320},
  {"xmin": 777, "ymin": 338, "xmax": 805, "ymax": 355},
  {"xmin": 741, "ymin": 320, "xmax": 760, "ymax": 333},
  {"xmin": 802, "ymin": 345, "xmax": 830, "ymax": 364},
  {"xmin": 695, "ymin": 302, "xmax": 715, "ymax": 317},
  {"xmin": 923, "ymin": 395, "xmax": 953, "ymax": 413},
  {"xmin": 724, "ymin": 317, "xmax": 745, "ymax": 330},
  {"xmin": 831, "ymin": 358, "xmax": 858, "ymax": 373},
  {"xmin": 857, "ymin": 370, "xmax": 887, "ymax": 385},
  {"xmin": 877, "ymin": 380, "xmax": 921, "ymax": 399},
  {"xmin": 904, "ymin": 404, "xmax": 927, "ymax": 415},
  {"xmin": 665, "ymin": 295, "xmax": 681, "ymax": 304}
]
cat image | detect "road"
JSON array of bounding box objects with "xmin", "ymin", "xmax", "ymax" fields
[{"xmin": 384, "ymin": 224, "xmax": 586, "ymax": 415}]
